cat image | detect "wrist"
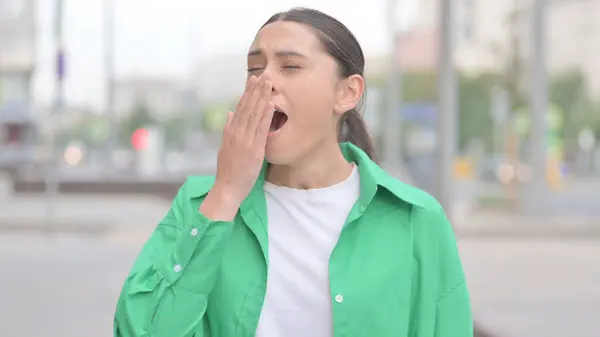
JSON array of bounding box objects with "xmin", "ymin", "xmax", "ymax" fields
[{"xmin": 199, "ymin": 186, "xmax": 243, "ymax": 222}]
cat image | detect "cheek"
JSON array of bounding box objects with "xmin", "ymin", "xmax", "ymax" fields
[{"xmin": 288, "ymin": 79, "xmax": 337, "ymax": 128}]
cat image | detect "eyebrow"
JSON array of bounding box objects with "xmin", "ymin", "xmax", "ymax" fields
[{"xmin": 247, "ymin": 48, "xmax": 307, "ymax": 59}]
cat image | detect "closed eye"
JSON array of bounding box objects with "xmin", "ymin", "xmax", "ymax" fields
[{"xmin": 247, "ymin": 65, "xmax": 300, "ymax": 73}]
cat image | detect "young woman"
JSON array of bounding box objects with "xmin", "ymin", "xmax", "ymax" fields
[{"xmin": 114, "ymin": 7, "xmax": 472, "ymax": 337}]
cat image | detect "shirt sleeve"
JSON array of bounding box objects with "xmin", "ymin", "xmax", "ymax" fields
[
  {"xmin": 114, "ymin": 179, "xmax": 234, "ymax": 337},
  {"xmin": 432, "ymin": 208, "xmax": 473, "ymax": 337},
  {"xmin": 434, "ymin": 280, "xmax": 473, "ymax": 337}
]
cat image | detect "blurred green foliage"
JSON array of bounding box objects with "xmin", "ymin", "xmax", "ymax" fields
[{"xmin": 392, "ymin": 70, "xmax": 600, "ymax": 153}]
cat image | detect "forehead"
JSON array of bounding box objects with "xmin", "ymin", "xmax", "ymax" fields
[{"xmin": 249, "ymin": 21, "xmax": 324, "ymax": 56}]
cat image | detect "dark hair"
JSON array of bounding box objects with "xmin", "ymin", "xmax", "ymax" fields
[{"xmin": 262, "ymin": 7, "xmax": 378, "ymax": 163}]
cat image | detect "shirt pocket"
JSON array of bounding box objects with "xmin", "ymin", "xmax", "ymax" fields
[{"xmin": 151, "ymin": 284, "xmax": 208, "ymax": 337}]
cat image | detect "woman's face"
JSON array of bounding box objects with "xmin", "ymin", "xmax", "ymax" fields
[{"xmin": 247, "ymin": 21, "xmax": 357, "ymax": 165}]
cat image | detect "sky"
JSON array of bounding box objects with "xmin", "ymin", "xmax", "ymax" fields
[{"xmin": 32, "ymin": 0, "xmax": 419, "ymax": 110}]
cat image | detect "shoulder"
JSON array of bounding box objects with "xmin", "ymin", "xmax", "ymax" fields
[
  {"xmin": 375, "ymin": 168, "xmax": 442, "ymax": 214},
  {"xmin": 377, "ymin": 173, "xmax": 452, "ymax": 239},
  {"xmin": 384, "ymin": 178, "xmax": 442, "ymax": 212}
]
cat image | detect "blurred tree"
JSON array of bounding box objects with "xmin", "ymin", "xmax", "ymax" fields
[
  {"xmin": 549, "ymin": 71, "xmax": 591, "ymax": 141},
  {"xmin": 56, "ymin": 113, "xmax": 109, "ymax": 148},
  {"xmin": 400, "ymin": 71, "xmax": 496, "ymax": 152},
  {"xmin": 550, "ymin": 71, "xmax": 587, "ymax": 112},
  {"xmin": 162, "ymin": 114, "xmax": 187, "ymax": 148},
  {"xmin": 370, "ymin": 49, "xmax": 600, "ymax": 154},
  {"xmin": 458, "ymin": 75, "xmax": 495, "ymax": 151},
  {"xmin": 503, "ymin": 6, "xmax": 527, "ymax": 111},
  {"xmin": 562, "ymin": 100, "xmax": 600, "ymax": 142},
  {"xmin": 163, "ymin": 111, "xmax": 204, "ymax": 149},
  {"xmin": 403, "ymin": 72, "xmax": 436, "ymax": 101}
]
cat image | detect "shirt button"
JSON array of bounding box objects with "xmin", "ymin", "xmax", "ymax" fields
[
  {"xmin": 173, "ymin": 264, "xmax": 182, "ymax": 273},
  {"xmin": 334, "ymin": 294, "xmax": 344, "ymax": 303},
  {"xmin": 190, "ymin": 228, "xmax": 199, "ymax": 236}
]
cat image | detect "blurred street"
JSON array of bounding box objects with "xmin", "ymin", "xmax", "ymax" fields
[
  {"xmin": 462, "ymin": 238, "xmax": 600, "ymax": 337},
  {"xmin": 0, "ymin": 193, "xmax": 599, "ymax": 337},
  {"xmin": 546, "ymin": 178, "xmax": 600, "ymax": 217},
  {"xmin": 1, "ymin": 224, "xmax": 599, "ymax": 337},
  {"xmin": 0, "ymin": 233, "xmax": 131, "ymax": 337}
]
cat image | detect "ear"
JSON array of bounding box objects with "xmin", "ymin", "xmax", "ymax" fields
[{"xmin": 334, "ymin": 74, "xmax": 365, "ymax": 116}]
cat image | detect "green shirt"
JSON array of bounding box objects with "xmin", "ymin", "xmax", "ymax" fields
[{"xmin": 114, "ymin": 142, "xmax": 473, "ymax": 337}]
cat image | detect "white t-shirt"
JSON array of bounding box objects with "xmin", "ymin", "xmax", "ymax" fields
[{"xmin": 255, "ymin": 165, "xmax": 361, "ymax": 337}]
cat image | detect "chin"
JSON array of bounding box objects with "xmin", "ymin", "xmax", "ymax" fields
[
  {"xmin": 265, "ymin": 148, "xmax": 292, "ymax": 165},
  {"xmin": 265, "ymin": 139, "xmax": 297, "ymax": 165}
]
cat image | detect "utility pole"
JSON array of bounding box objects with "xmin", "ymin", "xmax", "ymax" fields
[
  {"xmin": 45, "ymin": 0, "xmax": 65, "ymax": 232},
  {"xmin": 104, "ymin": 0, "xmax": 116, "ymax": 176},
  {"xmin": 384, "ymin": 0, "xmax": 403, "ymax": 171},
  {"xmin": 527, "ymin": 0, "xmax": 549, "ymax": 215},
  {"xmin": 437, "ymin": 0, "xmax": 458, "ymax": 217}
]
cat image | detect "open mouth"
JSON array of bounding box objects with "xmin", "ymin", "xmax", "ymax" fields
[{"xmin": 270, "ymin": 108, "xmax": 288, "ymax": 133}]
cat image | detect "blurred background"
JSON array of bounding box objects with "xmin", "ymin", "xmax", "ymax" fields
[{"xmin": 1, "ymin": 0, "xmax": 600, "ymax": 336}]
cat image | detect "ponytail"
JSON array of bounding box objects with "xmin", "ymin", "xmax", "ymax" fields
[{"xmin": 338, "ymin": 108, "xmax": 378, "ymax": 163}]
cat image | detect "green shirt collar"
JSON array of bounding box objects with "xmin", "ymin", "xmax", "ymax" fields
[
  {"xmin": 338, "ymin": 142, "xmax": 427, "ymax": 209},
  {"xmin": 187, "ymin": 142, "xmax": 428, "ymax": 209}
]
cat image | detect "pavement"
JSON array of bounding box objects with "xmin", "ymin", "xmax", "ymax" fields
[
  {"xmin": 0, "ymin": 231, "xmax": 598, "ymax": 337},
  {"xmin": 459, "ymin": 237, "xmax": 600, "ymax": 337},
  {"xmin": 0, "ymin": 233, "xmax": 134, "ymax": 337}
]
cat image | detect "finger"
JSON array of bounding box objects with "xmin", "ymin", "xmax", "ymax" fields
[
  {"xmin": 231, "ymin": 76, "xmax": 258, "ymax": 128},
  {"xmin": 255, "ymin": 101, "xmax": 275, "ymax": 145},
  {"xmin": 246, "ymin": 80, "xmax": 272, "ymax": 135},
  {"xmin": 225, "ymin": 111, "xmax": 234, "ymax": 129},
  {"xmin": 232, "ymin": 76, "xmax": 264, "ymax": 130}
]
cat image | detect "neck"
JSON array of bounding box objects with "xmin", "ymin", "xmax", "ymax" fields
[{"xmin": 266, "ymin": 141, "xmax": 354, "ymax": 189}]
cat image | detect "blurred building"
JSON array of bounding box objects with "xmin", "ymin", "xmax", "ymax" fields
[
  {"xmin": 0, "ymin": 0, "xmax": 37, "ymax": 171},
  {"xmin": 192, "ymin": 54, "xmax": 247, "ymax": 103},
  {"xmin": 382, "ymin": 0, "xmax": 600, "ymax": 97},
  {"xmin": 113, "ymin": 78, "xmax": 198, "ymax": 120}
]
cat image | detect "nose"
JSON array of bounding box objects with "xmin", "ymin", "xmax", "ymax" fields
[{"xmin": 260, "ymin": 67, "xmax": 279, "ymax": 94}]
